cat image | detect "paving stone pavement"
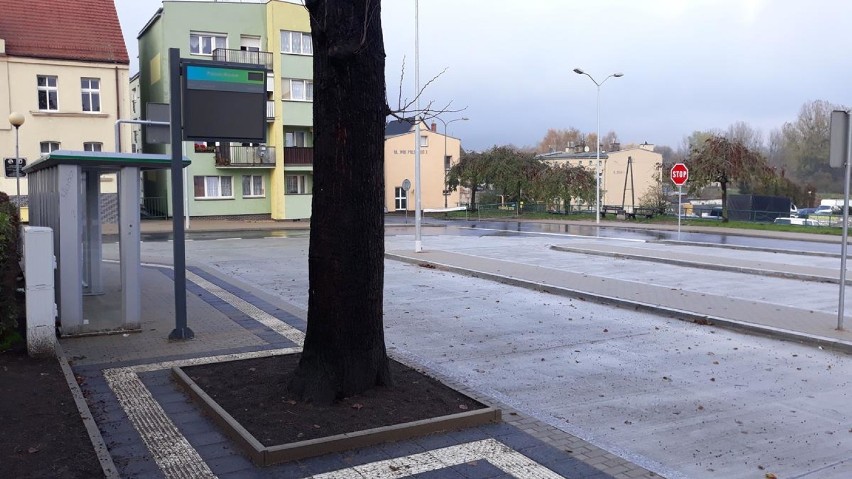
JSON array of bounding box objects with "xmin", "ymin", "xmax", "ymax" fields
[{"xmin": 63, "ymin": 261, "xmax": 657, "ymax": 479}]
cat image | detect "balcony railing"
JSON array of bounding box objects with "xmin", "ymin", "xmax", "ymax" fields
[
  {"xmin": 215, "ymin": 145, "xmax": 276, "ymax": 167},
  {"xmin": 283, "ymin": 147, "xmax": 313, "ymax": 166},
  {"xmin": 212, "ymin": 48, "xmax": 273, "ymax": 69},
  {"xmin": 266, "ymin": 100, "xmax": 275, "ymax": 121}
]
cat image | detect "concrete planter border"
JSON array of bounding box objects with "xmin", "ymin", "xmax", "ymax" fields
[{"xmin": 172, "ymin": 357, "xmax": 501, "ymax": 466}]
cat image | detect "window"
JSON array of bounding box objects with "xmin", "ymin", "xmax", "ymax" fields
[
  {"xmin": 37, "ymin": 75, "xmax": 58, "ymax": 111},
  {"xmin": 281, "ymin": 30, "xmax": 312, "ymax": 55},
  {"xmin": 285, "ymin": 131, "xmax": 308, "ymax": 147},
  {"xmin": 444, "ymin": 155, "xmax": 452, "ymax": 171},
  {"xmin": 81, "ymin": 78, "xmax": 101, "ymax": 112},
  {"xmin": 420, "ymin": 135, "xmax": 429, "ymax": 147},
  {"xmin": 285, "ymin": 175, "xmax": 307, "ymax": 194},
  {"xmin": 242, "ymin": 175, "xmax": 265, "ymax": 197},
  {"xmin": 190, "ymin": 32, "xmax": 227, "ymax": 55},
  {"xmin": 40, "ymin": 141, "xmax": 60, "ymax": 154},
  {"xmin": 282, "ymin": 79, "xmax": 313, "ymax": 101},
  {"xmin": 83, "ymin": 142, "xmax": 102, "ymax": 152},
  {"xmin": 193, "ymin": 175, "xmax": 233, "ymax": 199},
  {"xmin": 394, "ymin": 187, "xmax": 408, "ymax": 210}
]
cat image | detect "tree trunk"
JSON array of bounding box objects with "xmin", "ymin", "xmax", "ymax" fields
[
  {"xmin": 289, "ymin": 0, "xmax": 392, "ymax": 405},
  {"xmin": 721, "ymin": 180, "xmax": 728, "ymax": 222}
]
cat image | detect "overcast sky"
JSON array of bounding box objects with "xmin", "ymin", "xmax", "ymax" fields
[{"xmin": 114, "ymin": 0, "xmax": 852, "ymax": 151}]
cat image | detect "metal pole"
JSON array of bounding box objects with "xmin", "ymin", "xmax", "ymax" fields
[
  {"xmin": 413, "ymin": 0, "xmax": 422, "ymax": 253},
  {"xmin": 595, "ymin": 83, "xmax": 601, "ymax": 224},
  {"xmin": 167, "ymin": 48, "xmax": 193, "ymax": 340},
  {"xmin": 678, "ymin": 185, "xmax": 682, "ymax": 241},
  {"xmin": 14, "ymin": 126, "xmax": 21, "ymax": 214},
  {"xmin": 839, "ymin": 115, "xmax": 852, "ymax": 331},
  {"xmin": 443, "ymin": 119, "xmax": 448, "ymax": 208}
]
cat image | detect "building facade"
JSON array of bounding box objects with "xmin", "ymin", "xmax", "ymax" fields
[
  {"xmin": 384, "ymin": 119, "xmax": 463, "ymax": 212},
  {"xmin": 539, "ymin": 143, "xmax": 662, "ymax": 210},
  {"xmin": 0, "ymin": 0, "xmax": 131, "ymax": 209},
  {"xmin": 137, "ymin": 0, "xmax": 313, "ymax": 220}
]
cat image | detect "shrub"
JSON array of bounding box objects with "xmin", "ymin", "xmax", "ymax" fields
[{"xmin": 0, "ymin": 192, "xmax": 21, "ymax": 349}]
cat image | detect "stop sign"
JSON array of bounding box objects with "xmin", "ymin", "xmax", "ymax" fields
[{"xmin": 671, "ymin": 163, "xmax": 688, "ymax": 186}]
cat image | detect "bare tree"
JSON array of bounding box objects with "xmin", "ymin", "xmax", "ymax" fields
[
  {"xmin": 536, "ymin": 128, "xmax": 583, "ymax": 153},
  {"xmin": 725, "ymin": 121, "xmax": 764, "ymax": 153}
]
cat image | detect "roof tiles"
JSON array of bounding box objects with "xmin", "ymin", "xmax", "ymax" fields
[{"xmin": 0, "ymin": 0, "xmax": 129, "ymax": 64}]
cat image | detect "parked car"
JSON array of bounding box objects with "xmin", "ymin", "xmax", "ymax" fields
[
  {"xmin": 700, "ymin": 206, "xmax": 723, "ymax": 219},
  {"xmin": 812, "ymin": 205, "xmax": 836, "ymax": 215},
  {"xmin": 795, "ymin": 207, "xmax": 817, "ymax": 218}
]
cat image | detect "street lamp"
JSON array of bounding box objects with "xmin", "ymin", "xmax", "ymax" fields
[
  {"xmin": 438, "ymin": 116, "xmax": 469, "ymax": 208},
  {"xmin": 8, "ymin": 112, "xmax": 25, "ymax": 215},
  {"xmin": 573, "ymin": 68, "xmax": 623, "ymax": 224}
]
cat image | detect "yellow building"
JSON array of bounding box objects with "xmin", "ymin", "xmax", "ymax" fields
[
  {"xmin": 540, "ymin": 143, "xmax": 662, "ymax": 211},
  {"xmin": 0, "ymin": 0, "xmax": 131, "ymax": 204},
  {"xmin": 384, "ymin": 119, "xmax": 462, "ymax": 211}
]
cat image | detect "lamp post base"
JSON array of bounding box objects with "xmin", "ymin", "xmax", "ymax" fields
[{"xmin": 169, "ymin": 327, "xmax": 195, "ymax": 341}]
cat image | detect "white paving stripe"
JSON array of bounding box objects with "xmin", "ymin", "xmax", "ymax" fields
[
  {"xmin": 103, "ymin": 348, "xmax": 300, "ymax": 479},
  {"xmin": 186, "ymin": 270, "xmax": 306, "ymax": 346},
  {"xmin": 104, "ymin": 367, "xmax": 217, "ymax": 479},
  {"xmin": 311, "ymin": 438, "xmax": 565, "ymax": 479}
]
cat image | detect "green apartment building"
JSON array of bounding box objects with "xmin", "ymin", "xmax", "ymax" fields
[{"xmin": 137, "ymin": 0, "xmax": 313, "ymax": 220}]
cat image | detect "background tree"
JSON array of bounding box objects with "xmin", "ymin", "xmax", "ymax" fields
[
  {"xmin": 446, "ymin": 150, "xmax": 489, "ymax": 210},
  {"xmin": 773, "ymin": 100, "xmax": 843, "ymax": 194},
  {"xmin": 725, "ymin": 121, "xmax": 765, "ymax": 154},
  {"xmin": 637, "ymin": 163, "xmax": 669, "ymax": 214},
  {"xmin": 600, "ymin": 130, "xmax": 619, "ymax": 150},
  {"xmin": 289, "ymin": 0, "xmax": 391, "ymax": 404},
  {"xmin": 485, "ymin": 146, "xmax": 543, "ymax": 207},
  {"xmin": 688, "ymin": 136, "xmax": 772, "ymax": 221},
  {"xmin": 533, "ymin": 163, "xmax": 595, "ymax": 212},
  {"xmin": 536, "ymin": 128, "xmax": 583, "ymax": 153}
]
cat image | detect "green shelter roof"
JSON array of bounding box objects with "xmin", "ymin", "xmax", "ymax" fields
[{"xmin": 24, "ymin": 150, "xmax": 191, "ymax": 173}]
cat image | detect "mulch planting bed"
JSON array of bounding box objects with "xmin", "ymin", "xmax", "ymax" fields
[
  {"xmin": 181, "ymin": 353, "xmax": 487, "ymax": 446},
  {"xmin": 0, "ymin": 334, "xmax": 103, "ymax": 478}
]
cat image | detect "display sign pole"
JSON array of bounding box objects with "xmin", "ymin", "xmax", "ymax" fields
[{"xmin": 168, "ymin": 48, "xmax": 193, "ymax": 340}]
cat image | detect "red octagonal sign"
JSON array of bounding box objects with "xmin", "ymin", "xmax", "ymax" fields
[{"xmin": 671, "ymin": 163, "xmax": 689, "ymax": 186}]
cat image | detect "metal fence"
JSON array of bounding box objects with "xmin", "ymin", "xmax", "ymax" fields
[
  {"xmin": 456, "ymin": 202, "xmax": 595, "ymax": 220},
  {"xmin": 141, "ymin": 197, "xmax": 169, "ymax": 219}
]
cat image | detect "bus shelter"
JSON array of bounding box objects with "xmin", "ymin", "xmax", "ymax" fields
[{"xmin": 24, "ymin": 150, "xmax": 189, "ymax": 336}]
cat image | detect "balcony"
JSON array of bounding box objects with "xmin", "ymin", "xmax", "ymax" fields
[
  {"xmin": 212, "ymin": 48, "xmax": 273, "ymax": 69},
  {"xmin": 266, "ymin": 100, "xmax": 275, "ymax": 121},
  {"xmin": 283, "ymin": 147, "xmax": 313, "ymax": 166},
  {"xmin": 215, "ymin": 145, "xmax": 276, "ymax": 167}
]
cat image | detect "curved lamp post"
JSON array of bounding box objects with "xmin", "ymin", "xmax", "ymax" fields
[
  {"xmin": 572, "ymin": 68, "xmax": 623, "ymax": 224},
  {"xmin": 438, "ymin": 116, "xmax": 469, "ymax": 208},
  {"xmin": 8, "ymin": 112, "xmax": 25, "ymax": 214}
]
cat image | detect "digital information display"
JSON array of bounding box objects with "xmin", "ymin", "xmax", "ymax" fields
[{"xmin": 182, "ymin": 63, "xmax": 268, "ymax": 143}]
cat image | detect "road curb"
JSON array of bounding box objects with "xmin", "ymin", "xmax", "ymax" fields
[
  {"xmin": 56, "ymin": 340, "xmax": 120, "ymax": 479},
  {"xmin": 549, "ymin": 244, "xmax": 841, "ymax": 285}
]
